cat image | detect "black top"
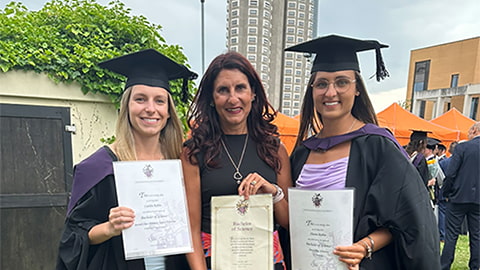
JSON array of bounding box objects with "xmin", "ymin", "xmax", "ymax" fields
[{"xmin": 197, "ymin": 134, "xmax": 276, "ymax": 233}]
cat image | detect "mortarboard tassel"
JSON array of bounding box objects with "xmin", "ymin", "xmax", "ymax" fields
[{"xmin": 374, "ymin": 46, "xmax": 389, "ymax": 82}]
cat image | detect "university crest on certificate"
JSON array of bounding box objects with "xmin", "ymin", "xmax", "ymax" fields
[{"xmin": 211, "ymin": 194, "xmax": 273, "ymax": 270}]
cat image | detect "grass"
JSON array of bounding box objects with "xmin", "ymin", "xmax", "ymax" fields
[{"xmin": 441, "ymin": 234, "xmax": 471, "ymax": 270}]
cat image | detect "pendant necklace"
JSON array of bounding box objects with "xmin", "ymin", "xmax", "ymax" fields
[{"xmin": 220, "ymin": 134, "xmax": 249, "ymax": 184}]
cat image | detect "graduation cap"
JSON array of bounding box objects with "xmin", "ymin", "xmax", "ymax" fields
[
  {"xmin": 409, "ymin": 130, "xmax": 431, "ymax": 141},
  {"xmin": 426, "ymin": 137, "xmax": 441, "ymax": 149},
  {"xmin": 98, "ymin": 49, "xmax": 198, "ymax": 102},
  {"xmin": 285, "ymin": 34, "xmax": 389, "ymax": 81}
]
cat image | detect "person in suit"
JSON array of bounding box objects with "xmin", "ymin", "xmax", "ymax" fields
[
  {"xmin": 438, "ymin": 141, "xmax": 459, "ymax": 242},
  {"xmin": 440, "ymin": 122, "xmax": 480, "ymax": 270}
]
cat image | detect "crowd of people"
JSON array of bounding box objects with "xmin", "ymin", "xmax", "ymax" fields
[{"xmin": 56, "ymin": 34, "xmax": 479, "ymax": 270}]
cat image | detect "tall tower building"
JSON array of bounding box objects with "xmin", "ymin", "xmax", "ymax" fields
[{"xmin": 226, "ymin": 0, "xmax": 318, "ymax": 116}]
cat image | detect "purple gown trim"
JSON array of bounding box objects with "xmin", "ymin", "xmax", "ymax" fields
[
  {"xmin": 302, "ymin": 123, "xmax": 409, "ymax": 158},
  {"xmin": 67, "ymin": 147, "xmax": 114, "ymax": 214}
]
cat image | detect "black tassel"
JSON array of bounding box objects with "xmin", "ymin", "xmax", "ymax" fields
[
  {"xmin": 375, "ymin": 47, "xmax": 390, "ymax": 81},
  {"xmin": 181, "ymin": 71, "xmax": 198, "ymax": 103}
]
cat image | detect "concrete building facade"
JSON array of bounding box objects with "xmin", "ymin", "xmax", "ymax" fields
[
  {"xmin": 406, "ymin": 37, "xmax": 480, "ymax": 121},
  {"xmin": 226, "ymin": 0, "xmax": 318, "ymax": 116}
]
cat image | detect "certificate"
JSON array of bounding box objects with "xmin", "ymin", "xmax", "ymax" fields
[
  {"xmin": 211, "ymin": 194, "xmax": 273, "ymax": 270},
  {"xmin": 288, "ymin": 188, "xmax": 354, "ymax": 270},
  {"xmin": 113, "ymin": 160, "xmax": 192, "ymax": 260}
]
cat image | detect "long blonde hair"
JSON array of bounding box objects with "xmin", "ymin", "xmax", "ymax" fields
[{"xmin": 114, "ymin": 86, "xmax": 184, "ymax": 161}]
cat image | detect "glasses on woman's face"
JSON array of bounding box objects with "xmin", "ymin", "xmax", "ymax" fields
[{"xmin": 311, "ymin": 78, "xmax": 356, "ymax": 93}]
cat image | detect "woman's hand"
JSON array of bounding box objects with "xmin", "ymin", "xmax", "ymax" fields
[
  {"xmin": 88, "ymin": 206, "xmax": 135, "ymax": 244},
  {"xmin": 333, "ymin": 243, "xmax": 366, "ymax": 270},
  {"xmin": 107, "ymin": 206, "xmax": 135, "ymax": 237},
  {"xmin": 238, "ymin": 172, "xmax": 277, "ymax": 200}
]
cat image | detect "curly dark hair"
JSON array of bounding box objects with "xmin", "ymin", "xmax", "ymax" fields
[
  {"xmin": 185, "ymin": 51, "xmax": 281, "ymax": 172},
  {"xmin": 294, "ymin": 71, "xmax": 378, "ymax": 148}
]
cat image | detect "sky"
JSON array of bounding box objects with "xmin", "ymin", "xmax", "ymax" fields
[{"xmin": 5, "ymin": 0, "xmax": 480, "ymax": 112}]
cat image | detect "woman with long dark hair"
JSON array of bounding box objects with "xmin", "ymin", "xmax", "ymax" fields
[{"xmin": 182, "ymin": 51, "xmax": 291, "ymax": 270}]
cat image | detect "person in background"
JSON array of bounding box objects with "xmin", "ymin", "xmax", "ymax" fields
[
  {"xmin": 284, "ymin": 34, "xmax": 440, "ymax": 270},
  {"xmin": 405, "ymin": 130, "xmax": 431, "ymax": 187},
  {"xmin": 437, "ymin": 143, "xmax": 447, "ymax": 161},
  {"xmin": 438, "ymin": 141, "xmax": 459, "ymax": 243},
  {"xmin": 424, "ymin": 137, "xmax": 445, "ymax": 205},
  {"xmin": 441, "ymin": 122, "xmax": 480, "ymax": 270},
  {"xmin": 56, "ymin": 49, "xmax": 197, "ymax": 270},
  {"xmin": 181, "ymin": 51, "xmax": 291, "ymax": 270}
]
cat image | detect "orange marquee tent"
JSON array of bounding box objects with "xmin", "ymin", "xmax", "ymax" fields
[
  {"xmin": 430, "ymin": 108, "xmax": 475, "ymax": 141},
  {"xmin": 377, "ymin": 103, "xmax": 460, "ymax": 146},
  {"xmin": 272, "ymin": 112, "xmax": 300, "ymax": 154}
]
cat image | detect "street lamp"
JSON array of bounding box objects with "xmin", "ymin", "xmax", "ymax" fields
[{"xmin": 201, "ymin": 0, "xmax": 205, "ymax": 74}]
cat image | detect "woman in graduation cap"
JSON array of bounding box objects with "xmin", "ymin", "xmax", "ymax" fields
[
  {"xmin": 181, "ymin": 51, "xmax": 291, "ymax": 270},
  {"xmin": 56, "ymin": 49, "xmax": 197, "ymax": 270},
  {"xmin": 285, "ymin": 35, "xmax": 440, "ymax": 270}
]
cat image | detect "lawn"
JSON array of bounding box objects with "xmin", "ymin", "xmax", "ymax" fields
[{"xmin": 441, "ymin": 234, "xmax": 471, "ymax": 270}]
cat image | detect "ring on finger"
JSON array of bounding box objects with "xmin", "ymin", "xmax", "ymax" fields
[{"xmin": 251, "ymin": 181, "xmax": 257, "ymax": 186}]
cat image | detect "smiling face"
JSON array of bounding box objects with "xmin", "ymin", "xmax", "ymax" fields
[
  {"xmin": 128, "ymin": 84, "xmax": 170, "ymax": 139},
  {"xmin": 212, "ymin": 69, "xmax": 255, "ymax": 134},
  {"xmin": 312, "ymin": 70, "xmax": 358, "ymax": 122}
]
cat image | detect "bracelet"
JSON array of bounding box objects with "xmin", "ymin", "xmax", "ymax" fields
[
  {"xmin": 360, "ymin": 240, "xmax": 372, "ymax": 260},
  {"xmin": 367, "ymin": 235, "xmax": 375, "ymax": 253},
  {"xmin": 271, "ymin": 184, "xmax": 284, "ymax": 204}
]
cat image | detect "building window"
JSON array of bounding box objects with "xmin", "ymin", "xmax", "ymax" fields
[
  {"xmin": 232, "ymin": 1, "xmax": 238, "ymax": 7},
  {"xmin": 287, "ymin": 27, "xmax": 295, "ymax": 34},
  {"xmin": 230, "ymin": 46, "xmax": 238, "ymax": 52},
  {"xmin": 287, "ymin": 19, "xmax": 295, "ymax": 25},
  {"xmin": 231, "ymin": 37, "xmax": 237, "ymax": 44},
  {"xmin": 247, "ymin": 54, "xmax": 256, "ymax": 61},
  {"xmin": 285, "ymin": 69, "xmax": 293, "ymax": 75},
  {"xmin": 248, "ymin": 27, "xmax": 257, "ymax": 34},
  {"xmin": 294, "ymin": 94, "xmax": 300, "ymax": 99},
  {"xmin": 286, "ymin": 60, "xmax": 293, "ymax": 67},
  {"xmin": 451, "ymin": 74, "xmax": 459, "ymax": 88},
  {"xmin": 249, "ymin": 8, "xmax": 258, "ymax": 15},
  {"xmin": 284, "ymin": 93, "xmax": 291, "ymax": 99},
  {"xmin": 293, "ymin": 109, "xmax": 299, "ymax": 116},
  {"xmin": 248, "ymin": 36, "xmax": 257, "ymax": 43},
  {"xmin": 470, "ymin": 97, "xmax": 479, "ymax": 120},
  {"xmin": 231, "ymin": 19, "xmax": 238, "ymax": 26},
  {"xmin": 288, "ymin": 11, "xmax": 296, "ymax": 17},
  {"xmin": 264, "ymin": 10, "xmax": 271, "ymax": 18},
  {"xmin": 249, "ymin": 0, "xmax": 258, "ymax": 6},
  {"xmin": 283, "ymin": 108, "xmax": 291, "ymax": 115},
  {"xmin": 231, "ymin": 28, "xmax": 238, "ymax": 35},
  {"xmin": 413, "ymin": 60, "xmax": 430, "ymax": 92},
  {"xmin": 231, "ymin": 10, "xmax": 238, "ymax": 16},
  {"xmin": 419, "ymin": 101, "xmax": 426, "ymax": 118},
  {"xmin": 262, "ymin": 28, "xmax": 270, "ymax": 37},
  {"xmin": 248, "ymin": 46, "xmax": 256, "ymax": 52},
  {"xmin": 284, "ymin": 101, "xmax": 291, "ymax": 107},
  {"xmin": 249, "ymin": 18, "xmax": 257, "ymax": 25}
]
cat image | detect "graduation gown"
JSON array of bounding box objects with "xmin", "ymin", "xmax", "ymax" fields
[
  {"xmin": 56, "ymin": 146, "xmax": 146, "ymax": 270},
  {"xmin": 289, "ymin": 132, "xmax": 440, "ymax": 269}
]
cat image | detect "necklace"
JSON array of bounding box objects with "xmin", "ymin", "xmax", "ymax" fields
[{"xmin": 220, "ymin": 134, "xmax": 249, "ymax": 184}]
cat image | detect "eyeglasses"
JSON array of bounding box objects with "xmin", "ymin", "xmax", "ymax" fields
[{"xmin": 311, "ymin": 78, "xmax": 356, "ymax": 93}]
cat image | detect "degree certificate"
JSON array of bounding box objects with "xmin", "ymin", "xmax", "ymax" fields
[
  {"xmin": 113, "ymin": 160, "xmax": 192, "ymax": 260},
  {"xmin": 288, "ymin": 188, "xmax": 354, "ymax": 270}
]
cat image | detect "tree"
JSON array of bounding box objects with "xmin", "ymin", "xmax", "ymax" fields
[{"xmin": 0, "ymin": 0, "xmax": 195, "ymax": 125}]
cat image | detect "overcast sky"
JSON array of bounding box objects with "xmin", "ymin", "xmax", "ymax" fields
[{"xmin": 8, "ymin": 0, "xmax": 480, "ymax": 112}]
